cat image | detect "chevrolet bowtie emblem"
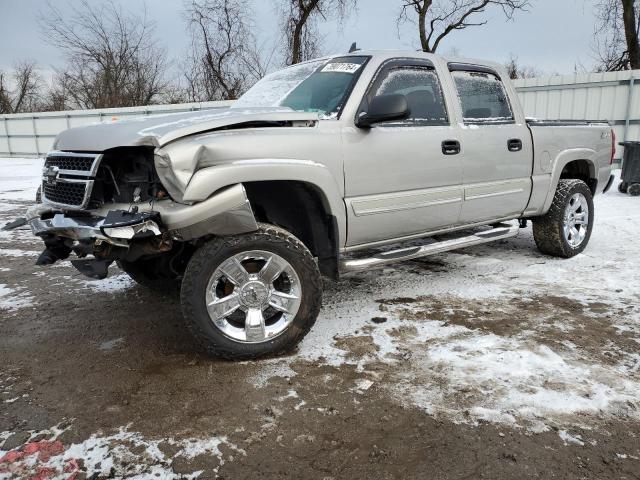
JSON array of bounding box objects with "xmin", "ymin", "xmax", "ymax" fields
[{"xmin": 43, "ymin": 165, "xmax": 60, "ymax": 184}]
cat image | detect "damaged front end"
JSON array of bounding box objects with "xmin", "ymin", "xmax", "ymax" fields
[{"xmin": 27, "ymin": 148, "xmax": 257, "ymax": 279}]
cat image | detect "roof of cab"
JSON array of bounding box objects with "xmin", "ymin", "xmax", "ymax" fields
[{"xmin": 339, "ymin": 49, "xmax": 505, "ymax": 74}]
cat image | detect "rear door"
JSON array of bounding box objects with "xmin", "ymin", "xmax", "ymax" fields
[
  {"xmin": 342, "ymin": 58, "xmax": 463, "ymax": 247},
  {"xmin": 448, "ymin": 64, "xmax": 533, "ymax": 223}
]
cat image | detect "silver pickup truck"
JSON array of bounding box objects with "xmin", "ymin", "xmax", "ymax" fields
[{"xmin": 24, "ymin": 51, "xmax": 615, "ymax": 359}]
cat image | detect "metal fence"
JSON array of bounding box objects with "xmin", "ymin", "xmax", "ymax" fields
[
  {"xmin": 0, "ymin": 101, "xmax": 233, "ymax": 157},
  {"xmin": 513, "ymin": 69, "xmax": 640, "ymax": 162},
  {"xmin": 2, "ymin": 69, "xmax": 640, "ymax": 159}
]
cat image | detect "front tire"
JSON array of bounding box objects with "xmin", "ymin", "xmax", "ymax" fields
[
  {"xmin": 532, "ymin": 179, "xmax": 594, "ymax": 258},
  {"xmin": 180, "ymin": 224, "xmax": 322, "ymax": 360},
  {"xmin": 118, "ymin": 258, "xmax": 182, "ymax": 295}
]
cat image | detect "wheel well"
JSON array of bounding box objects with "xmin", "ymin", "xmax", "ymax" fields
[
  {"xmin": 560, "ymin": 160, "xmax": 597, "ymax": 194},
  {"xmin": 244, "ymin": 181, "xmax": 339, "ymax": 280}
]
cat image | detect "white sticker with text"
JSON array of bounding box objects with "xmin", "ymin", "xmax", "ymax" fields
[{"xmin": 321, "ymin": 63, "xmax": 362, "ymax": 74}]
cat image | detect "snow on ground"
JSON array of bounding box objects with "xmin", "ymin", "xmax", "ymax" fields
[
  {"xmin": 0, "ymin": 248, "xmax": 39, "ymax": 258},
  {"xmin": 0, "ymin": 424, "xmax": 244, "ymax": 479},
  {"xmin": 0, "ymin": 284, "xmax": 33, "ymax": 312},
  {"xmin": 248, "ymin": 170, "xmax": 640, "ymax": 433},
  {"xmin": 80, "ymin": 272, "xmax": 134, "ymax": 293},
  {"xmin": 1, "ymin": 157, "xmax": 639, "ymax": 469},
  {"xmin": 0, "ymin": 157, "xmax": 42, "ymax": 201}
]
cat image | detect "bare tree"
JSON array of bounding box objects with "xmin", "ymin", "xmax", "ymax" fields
[
  {"xmin": 0, "ymin": 62, "xmax": 43, "ymax": 114},
  {"xmin": 397, "ymin": 0, "xmax": 530, "ymax": 53},
  {"xmin": 504, "ymin": 53, "xmax": 539, "ymax": 79},
  {"xmin": 39, "ymin": 73, "xmax": 73, "ymax": 112},
  {"xmin": 279, "ymin": 0, "xmax": 356, "ymax": 65},
  {"xmin": 594, "ymin": 0, "xmax": 640, "ymax": 71},
  {"xmin": 184, "ymin": 0, "xmax": 273, "ymax": 101},
  {"xmin": 40, "ymin": 1, "xmax": 169, "ymax": 109}
]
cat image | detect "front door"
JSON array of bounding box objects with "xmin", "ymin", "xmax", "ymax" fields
[{"xmin": 342, "ymin": 59, "xmax": 463, "ymax": 247}]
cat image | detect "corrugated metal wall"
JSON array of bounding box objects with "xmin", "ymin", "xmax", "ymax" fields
[
  {"xmin": 2, "ymin": 69, "xmax": 639, "ymax": 159},
  {"xmin": 0, "ymin": 101, "xmax": 233, "ymax": 157},
  {"xmin": 513, "ymin": 70, "xmax": 640, "ymax": 162}
]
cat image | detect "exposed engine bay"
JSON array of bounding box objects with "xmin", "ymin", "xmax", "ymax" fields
[{"xmin": 91, "ymin": 147, "xmax": 168, "ymax": 206}]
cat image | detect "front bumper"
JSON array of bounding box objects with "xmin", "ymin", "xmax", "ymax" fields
[
  {"xmin": 29, "ymin": 210, "xmax": 162, "ymax": 245},
  {"xmin": 27, "ymin": 183, "xmax": 258, "ymax": 245}
]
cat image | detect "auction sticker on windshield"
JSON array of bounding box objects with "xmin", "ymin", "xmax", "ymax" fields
[{"xmin": 321, "ymin": 63, "xmax": 362, "ymax": 74}]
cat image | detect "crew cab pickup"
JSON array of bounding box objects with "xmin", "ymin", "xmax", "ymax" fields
[{"xmin": 24, "ymin": 51, "xmax": 615, "ymax": 359}]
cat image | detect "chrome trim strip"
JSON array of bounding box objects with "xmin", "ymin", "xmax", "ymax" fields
[
  {"xmin": 464, "ymin": 188, "xmax": 525, "ymax": 201},
  {"xmin": 350, "ymin": 186, "xmax": 463, "ymax": 217},
  {"xmin": 352, "ymin": 197, "xmax": 462, "ymax": 216}
]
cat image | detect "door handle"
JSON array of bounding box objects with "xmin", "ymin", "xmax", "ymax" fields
[
  {"xmin": 508, "ymin": 139, "xmax": 523, "ymax": 152},
  {"xmin": 442, "ymin": 140, "xmax": 461, "ymax": 155}
]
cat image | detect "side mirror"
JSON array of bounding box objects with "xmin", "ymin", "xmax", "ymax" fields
[{"xmin": 356, "ymin": 94, "xmax": 410, "ymax": 128}]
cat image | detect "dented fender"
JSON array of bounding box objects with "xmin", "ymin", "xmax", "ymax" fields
[{"xmin": 179, "ymin": 159, "xmax": 347, "ymax": 246}]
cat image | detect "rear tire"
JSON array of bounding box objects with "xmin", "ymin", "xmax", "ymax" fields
[
  {"xmin": 628, "ymin": 183, "xmax": 640, "ymax": 196},
  {"xmin": 532, "ymin": 179, "xmax": 594, "ymax": 258},
  {"xmin": 180, "ymin": 224, "xmax": 322, "ymax": 360}
]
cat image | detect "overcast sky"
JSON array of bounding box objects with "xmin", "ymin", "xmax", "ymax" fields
[{"xmin": 0, "ymin": 0, "xmax": 599, "ymax": 78}]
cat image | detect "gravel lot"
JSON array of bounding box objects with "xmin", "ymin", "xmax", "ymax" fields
[{"xmin": 1, "ymin": 159, "xmax": 639, "ymax": 479}]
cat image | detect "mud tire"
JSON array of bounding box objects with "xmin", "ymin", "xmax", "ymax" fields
[{"xmin": 532, "ymin": 179, "xmax": 594, "ymax": 258}]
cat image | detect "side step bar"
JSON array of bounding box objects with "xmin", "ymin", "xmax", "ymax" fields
[{"xmin": 340, "ymin": 223, "xmax": 520, "ymax": 273}]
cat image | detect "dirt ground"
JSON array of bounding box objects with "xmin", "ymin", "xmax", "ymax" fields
[{"xmin": 1, "ymin": 187, "xmax": 640, "ymax": 478}]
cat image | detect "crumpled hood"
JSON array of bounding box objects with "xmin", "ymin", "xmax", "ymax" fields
[{"xmin": 53, "ymin": 107, "xmax": 319, "ymax": 152}]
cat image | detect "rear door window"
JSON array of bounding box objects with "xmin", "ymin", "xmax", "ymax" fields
[{"xmin": 452, "ymin": 70, "xmax": 514, "ymax": 123}]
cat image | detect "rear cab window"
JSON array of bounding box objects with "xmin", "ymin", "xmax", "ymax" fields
[{"xmin": 450, "ymin": 67, "xmax": 514, "ymax": 124}]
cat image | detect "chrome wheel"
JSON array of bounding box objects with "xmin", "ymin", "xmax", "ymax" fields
[
  {"xmin": 563, "ymin": 193, "xmax": 589, "ymax": 248},
  {"xmin": 205, "ymin": 250, "xmax": 302, "ymax": 344}
]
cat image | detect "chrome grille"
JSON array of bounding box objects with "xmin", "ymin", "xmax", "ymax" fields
[
  {"xmin": 44, "ymin": 155, "xmax": 94, "ymax": 172},
  {"xmin": 42, "ymin": 152, "xmax": 102, "ymax": 210},
  {"xmin": 43, "ymin": 180, "xmax": 89, "ymax": 207}
]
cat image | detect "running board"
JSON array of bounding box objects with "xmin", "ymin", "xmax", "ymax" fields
[{"xmin": 339, "ymin": 223, "xmax": 520, "ymax": 273}]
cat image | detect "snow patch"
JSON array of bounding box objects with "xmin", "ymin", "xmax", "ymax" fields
[
  {"xmin": 0, "ymin": 424, "xmax": 243, "ymax": 479},
  {"xmin": 558, "ymin": 430, "xmax": 585, "ymax": 446},
  {"xmin": 0, "ymin": 284, "xmax": 33, "ymax": 311},
  {"xmin": 0, "ymin": 248, "xmax": 39, "ymax": 257},
  {"xmin": 0, "ymin": 158, "xmax": 43, "ymax": 201},
  {"xmin": 80, "ymin": 274, "xmax": 133, "ymax": 293},
  {"xmin": 99, "ymin": 337, "xmax": 125, "ymax": 351},
  {"xmin": 392, "ymin": 320, "xmax": 640, "ymax": 428}
]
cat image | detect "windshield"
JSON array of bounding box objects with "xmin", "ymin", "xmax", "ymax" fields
[{"xmin": 232, "ymin": 56, "xmax": 369, "ymax": 118}]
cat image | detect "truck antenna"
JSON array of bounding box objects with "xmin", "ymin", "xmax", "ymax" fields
[{"xmin": 348, "ymin": 42, "xmax": 359, "ymax": 53}]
